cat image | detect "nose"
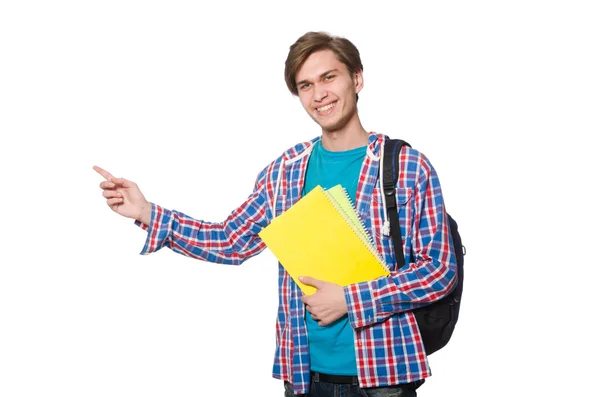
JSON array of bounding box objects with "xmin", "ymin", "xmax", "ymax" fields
[{"xmin": 312, "ymin": 83, "xmax": 328, "ymax": 102}]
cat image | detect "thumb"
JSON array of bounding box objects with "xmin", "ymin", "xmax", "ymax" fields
[
  {"xmin": 299, "ymin": 276, "xmax": 325, "ymax": 289},
  {"xmin": 111, "ymin": 177, "xmax": 133, "ymax": 188}
]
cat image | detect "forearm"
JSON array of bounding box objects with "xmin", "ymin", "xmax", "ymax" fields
[
  {"xmin": 135, "ymin": 192, "xmax": 269, "ymax": 265},
  {"xmin": 344, "ymin": 243, "xmax": 456, "ymax": 328}
]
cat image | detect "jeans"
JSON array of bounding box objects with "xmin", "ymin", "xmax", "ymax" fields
[{"xmin": 284, "ymin": 375, "xmax": 423, "ymax": 397}]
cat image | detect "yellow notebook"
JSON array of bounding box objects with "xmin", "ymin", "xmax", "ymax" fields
[{"xmin": 258, "ymin": 185, "xmax": 390, "ymax": 295}]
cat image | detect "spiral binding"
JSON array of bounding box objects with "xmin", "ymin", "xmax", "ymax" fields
[{"xmin": 321, "ymin": 185, "xmax": 389, "ymax": 273}]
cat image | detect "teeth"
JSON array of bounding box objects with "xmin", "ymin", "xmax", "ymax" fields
[{"xmin": 317, "ymin": 103, "xmax": 335, "ymax": 112}]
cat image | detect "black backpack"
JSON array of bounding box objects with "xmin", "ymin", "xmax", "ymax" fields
[{"xmin": 383, "ymin": 139, "xmax": 464, "ymax": 355}]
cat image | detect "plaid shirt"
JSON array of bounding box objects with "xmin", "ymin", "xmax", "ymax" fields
[{"xmin": 136, "ymin": 132, "xmax": 456, "ymax": 394}]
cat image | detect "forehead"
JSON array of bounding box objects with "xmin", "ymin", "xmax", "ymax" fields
[{"xmin": 296, "ymin": 50, "xmax": 346, "ymax": 82}]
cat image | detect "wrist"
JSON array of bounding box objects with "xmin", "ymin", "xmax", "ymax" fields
[{"xmin": 136, "ymin": 202, "xmax": 152, "ymax": 226}]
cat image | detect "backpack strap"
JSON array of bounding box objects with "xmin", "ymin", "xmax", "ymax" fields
[{"xmin": 382, "ymin": 138, "xmax": 411, "ymax": 268}]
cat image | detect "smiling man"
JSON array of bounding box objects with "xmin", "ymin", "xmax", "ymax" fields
[{"xmin": 95, "ymin": 31, "xmax": 456, "ymax": 397}]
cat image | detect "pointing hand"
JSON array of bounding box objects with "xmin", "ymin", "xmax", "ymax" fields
[{"xmin": 93, "ymin": 165, "xmax": 151, "ymax": 225}]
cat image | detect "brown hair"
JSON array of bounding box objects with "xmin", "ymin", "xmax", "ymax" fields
[{"xmin": 284, "ymin": 31, "xmax": 363, "ymax": 96}]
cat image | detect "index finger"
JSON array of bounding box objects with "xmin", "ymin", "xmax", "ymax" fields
[{"xmin": 93, "ymin": 165, "xmax": 114, "ymax": 181}]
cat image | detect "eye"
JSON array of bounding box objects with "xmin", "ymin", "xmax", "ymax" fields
[
  {"xmin": 325, "ymin": 74, "xmax": 336, "ymax": 81},
  {"xmin": 299, "ymin": 83, "xmax": 311, "ymax": 90}
]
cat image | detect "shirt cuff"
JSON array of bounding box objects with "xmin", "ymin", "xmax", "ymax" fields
[
  {"xmin": 133, "ymin": 203, "xmax": 173, "ymax": 255},
  {"xmin": 344, "ymin": 281, "xmax": 378, "ymax": 329}
]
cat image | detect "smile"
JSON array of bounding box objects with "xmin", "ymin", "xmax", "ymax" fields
[{"xmin": 316, "ymin": 102, "xmax": 337, "ymax": 115}]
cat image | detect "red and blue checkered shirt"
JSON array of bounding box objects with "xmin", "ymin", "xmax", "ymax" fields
[{"xmin": 136, "ymin": 132, "xmax": 457, "ymax": 394}]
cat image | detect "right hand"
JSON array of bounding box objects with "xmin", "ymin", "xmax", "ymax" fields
[{"xmin": 93, "ymin": 165, "xmax": 151, "ymax": 225}]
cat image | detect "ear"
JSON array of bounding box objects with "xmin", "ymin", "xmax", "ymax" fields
[{"xmin": 354, "ymin": 70, "xmax": 364, "ymax": 94}]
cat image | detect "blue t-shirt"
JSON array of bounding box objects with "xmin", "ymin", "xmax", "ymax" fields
[{"xmin": 302, "ymin": 140, "xmax": 367, "ymax": 376}]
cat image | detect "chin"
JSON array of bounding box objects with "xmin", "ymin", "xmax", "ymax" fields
[
  {"xmin": 319, "ymin": 116, "xmax": 349, "ymax": 133},
  {"xmin": 321, "ymin": 125, "xmax": 345, "ymax": 134}
]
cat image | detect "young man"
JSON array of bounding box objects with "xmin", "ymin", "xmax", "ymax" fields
[{"xmin": 95, "ymin": 31, "xmax": 457, "ymax": 397}]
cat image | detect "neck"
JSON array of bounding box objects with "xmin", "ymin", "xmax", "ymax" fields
[{"xmin": 320, "ymin": 115, "xmax": 368, "ymax": 152}]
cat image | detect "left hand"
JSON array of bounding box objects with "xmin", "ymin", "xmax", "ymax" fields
[{"xmin": 300, "ymin": 276, "xmax": 348, "ymax": 326}]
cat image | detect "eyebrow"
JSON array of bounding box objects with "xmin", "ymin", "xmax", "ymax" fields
[{"xmin": 296, "ymin": 68, "xmax": 340, "ymax": 87}]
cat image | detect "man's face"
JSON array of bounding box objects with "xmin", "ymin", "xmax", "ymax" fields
[{"xmin": 295, "ymin": 50, "xmax": 363, "ymax": 133}]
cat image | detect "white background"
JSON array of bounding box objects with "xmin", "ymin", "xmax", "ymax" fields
[{"xmin": 1, "ymin": 1, "xmax": 599, "ymax": 396}]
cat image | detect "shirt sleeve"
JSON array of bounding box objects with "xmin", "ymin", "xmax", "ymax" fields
[
  {"xmin": 344, "ymin": 153, "xmax": 457, "ymax": 329},
  {"xmin": 133, "ymin": 167, "xmax": 270, "ymax": 265}
]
